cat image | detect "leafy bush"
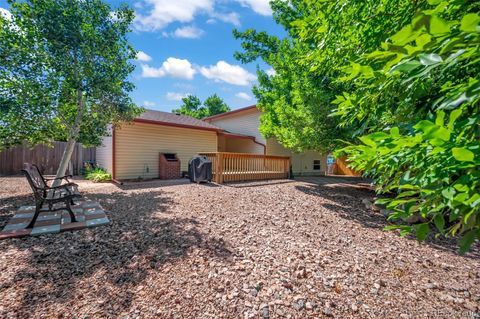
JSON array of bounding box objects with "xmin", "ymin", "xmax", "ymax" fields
[
  {"xmin": 334, "ymin": 2, "xmax": 479, "ymax": 253},
  {"xmin": 84, "ymin": 166, "xmax": 112, "ymax": 182}
]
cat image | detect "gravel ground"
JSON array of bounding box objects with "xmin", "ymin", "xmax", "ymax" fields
[{"xmin": 0, "ymin": 176, "xmax": 479, "ymax": 318}]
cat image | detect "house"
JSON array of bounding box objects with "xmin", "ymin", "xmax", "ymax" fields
[
  {"xmin": 204, "ymin": 105, "xmax": 327, "ymax": 176},
  {"xmin": 96, "ymin": 110, "xmax": 219, "ymax": 180},
  {"xmin": 97, "ymin": 106, "xmax": 327, "ymax": 180}
]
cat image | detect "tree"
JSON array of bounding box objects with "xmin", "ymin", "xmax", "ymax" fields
[
  {"xmin": 172, "ymin": 94, "xmax": 230, "ymax": 119},
  {"xmin": 172, "ymin": 95, "xmax": 203, "ymax": 118},
  {"xmin": 233, "ymin": 0, "xmax": 424, "ymax": 152},
  {"xmin": 203, "ymin": 94, "xmax": 230, "ymax": 117},
  {"xmin": 0, "ymin": 0, "xmax": 142, "ymax": 185},
  {"xmin": 331, "ymin": 1, "xmax": 480, "ymax": 253},
  {"xmin": 234, "ymin": 0, "xmax": 480, "ymax": 251}
]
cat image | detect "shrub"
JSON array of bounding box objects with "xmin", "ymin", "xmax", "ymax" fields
[
  {"xmin": 335, "ymin": 2, "xmax": 479, "ymax": 253},
  {"xmin": 84, "ymin": 166, "xmax": 112, "ymax": 182}
]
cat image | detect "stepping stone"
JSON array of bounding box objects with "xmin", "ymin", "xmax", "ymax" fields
[
  {"xmin": 31, "ymin": 224, "xmax": 61, "ymax": 236},
  {"xmin": 86, "ymin": 217, "xmax": 110, "ymax": 227}
]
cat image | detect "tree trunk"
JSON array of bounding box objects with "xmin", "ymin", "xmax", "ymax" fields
[
  {"xmin": 53, "ymin": 138, "xmax": 77, "ymax": 186},
  {"xmin": 52, "ymin": 89, "xmax": 85, "ymax": 186}
]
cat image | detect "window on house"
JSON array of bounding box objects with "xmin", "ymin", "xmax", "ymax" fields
[{"xmin": 313, "ymin": 160, "xmax": 321, "ymax": 170}]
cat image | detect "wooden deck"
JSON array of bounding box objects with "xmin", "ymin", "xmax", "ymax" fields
[{"xmin": 199, "ymin": 152, "xmax": 290, "ymax": 183}]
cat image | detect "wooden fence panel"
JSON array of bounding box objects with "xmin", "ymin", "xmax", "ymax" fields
[
  {"xmin": 333, "ymin": 156, "xmax": 362, "ymax": 176},
  {"xmin": 199, "ymin": 152, "xmax": 290, "ymax": 184},
  {"xmin": 0, "ymin": 142, "xmax": 96, "ymax": 176}
]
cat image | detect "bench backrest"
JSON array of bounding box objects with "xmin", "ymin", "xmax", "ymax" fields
[{"xmin": 22, "ymin": 163, "xmax": 47, "ymax": 196}]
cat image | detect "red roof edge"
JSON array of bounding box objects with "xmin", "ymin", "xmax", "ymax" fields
[
  {"xmin": 134, "ymin": 118, "xmax": 222, "ymax": 132},
  {"xmin": 203, "ymin": 105, "xmax": 257, "ymax": 122}
]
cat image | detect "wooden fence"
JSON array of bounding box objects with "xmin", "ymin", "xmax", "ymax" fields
[
  {"xmin": 333, "ymin": 156, "xmax": 362, "ymax": 176},
  {"xmin": 199, "ymin": 152, "xmax": 290, "ymax": 183},
  {"xmin": 0, "ymin": 142, "xmax": 96, "ymax": 176}
]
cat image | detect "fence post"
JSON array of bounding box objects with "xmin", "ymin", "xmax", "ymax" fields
[
  {"xmin": 286, "ymin": 157, "xmax": 291, "ymax": 179},
  {"xmin": 216, "ymin": 152, "xmax": 224, "ymax": 184}
]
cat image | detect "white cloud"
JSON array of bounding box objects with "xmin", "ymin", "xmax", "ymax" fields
[
  {"xmin": 236, "ymin": 0, "xmax": 272, "ymax": 15},
  {"xmin": 141, "ymin": 57, "xmax": 196, "ymax": 79},
  {"xmin": 173, "ymin": 26, "xmax": 204, "ymax": 39},
  {"xmin": 235, "ymin": 92, "xmax": 252, "ymax": 101},
  {"xmin": 143, "ymin": 100, "xmax": 156, "ymax": 107},
  {"xmin": 134, "ymin": 0, "xmax": 214, "ymax": 31},
  {"xmin": 210, "ymin": 11, "xmax": 241, "ymax": 27},
  {"xmin": 0, "ymin": 8, "xmax": 12, "ymax": 20},
  {"xmin": 166, "ymin": 92, "xmax": 190, "ymax": 101},
  {"xmin": 173, "ymin": 82, "xmax": 195, "ymax": 90},
  {"xmin": 200, "ymin": 61, "xmax": 256, "ymax": 86},
  {"xmin": 266, "ymin": 67, "xmax": 276, "ymax": 76},
  {"xmin": 136, "ymin": 51, "xmax": 152, "ymax": 62}
]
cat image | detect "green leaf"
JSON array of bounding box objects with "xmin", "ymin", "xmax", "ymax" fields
[
  {"xmin": 460, "ymin": 13, "xmax": 480, "ymax": 32},
  {"xmin": 452, "ymin": 148, "xmax": 475, "ymax": 162},
  {"xmin": 447, "ymin": 109, "xmax": 462, "ymax": 129},
  {"xmin": 392, "ymin": 60, "xmax": 421, "ymax": 72},
  {"xmin": 429, "ymin": 15, "xmax": 450, "ymax": 35},
  {"xmin": 359, "ymin": 135, "xmax": 377, "ymax": 148},
  {"xmin": 435, "ymin": 110, "xmax": 445, "ymax": 126},
  {"xmin": 415, "ymin": 223, "xmax": 430, "ymax": 241},
  {"xmin": 415, "ymin": 33, "xmax": 432, "ymax": 48},
  {"xmin": 419, "ymin": 53, "xmax": 443, "ymax": 66},
  {"xmin": 459, "ymin": 230, "xmax": 478, "ymax": 255},
  {"xmin": 390, "ymin": 25, "xmax": 416, "ymax": 45},
  {"xmin": 434, "ymin": 214, "xmax": 445, "ymax": 232},
  {"xmin": 390, "ymin": 127, "xmax": 400, "ymax": 137},
  {"xmin": 441, "ymin": 187, "xmax": 455, "ymax": 200}
]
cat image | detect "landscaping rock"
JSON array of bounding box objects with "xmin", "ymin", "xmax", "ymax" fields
[{"xmin": 0, "ymin": 176, "xmax": 478, "ymax": 318}]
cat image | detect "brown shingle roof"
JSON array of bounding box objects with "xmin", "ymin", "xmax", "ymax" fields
[{"xmin": 135, "ymin": 110, "xmax": 222, "ymax": 132}]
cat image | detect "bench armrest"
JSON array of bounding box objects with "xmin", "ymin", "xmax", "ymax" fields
[
  {"xmin": 46, "ymin": 182, "xmax": 79, "ymax": 190},
  {"xmin": 45, "ymin": 175, "xmax": 73, "ymax": 182}
]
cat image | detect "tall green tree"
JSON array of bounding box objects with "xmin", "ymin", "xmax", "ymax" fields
[
  {"xmin": 172, "ymin": 95, "xmax": 203, "ymax": 118},
  {"xmin": 330, "ymin": 1, "xmax": 480, "ymax": 253},
  {"xmin": 234, "ymin": 0, "xmax": 480, "ymax": 251},
  {"xmin": 172, "ymin": 94, "xmax": 230, "ymax": 119},
  {"xmin": 0, "ymin": 0, "xmax": 141, "ymax": 184},
  {"xmin": 233, "ymin": 0, "xmax": 424, "ymax": 152},
  {"xmin": 203, "ymin": 94, "xmax": 230, "ymax": 117}
]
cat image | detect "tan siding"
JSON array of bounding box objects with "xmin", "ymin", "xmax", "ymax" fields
[
  {"xmin": 267, "ymin": 138, "xmax": 327, "ymax": 176},
  {"xmin": 292, "ymin": 151, "xmax": 327, "ymax": 176},
  {"xmin": 266, "ymin": 138, "xmax": 292, "ymax": 156},
  {"xmin": 115, "ymin": 123, "xmax": 217, "ymax": 180},
  {"xmin": 96, "ymin": 126, "xmax": 113, "ymax": 174},
  {"xmin": 225, "ymin": 138, "xmax": 263, "ymax": 153},
  {"xmin": 209, "ymin": 109, "xmax": 266, "ymax": 147}
]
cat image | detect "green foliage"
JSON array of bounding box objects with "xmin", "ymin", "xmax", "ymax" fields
[
  {"xmin": 334, "ymin": 1, "xmax": 480, "ymax": 253},
  {"xmin": 0, "ymin": 0, "xmax": 142, "ymax": 150},
  {"xmin": 172, "ymin": 94, "xmax": 230, "ymax": 119},
  {"xmin": 233, "ymin": 0, "xmax": 423, "ymax": 152},
  {"xmin": 235, "ymin": 0, "xmax": 479, "ymax": 252},
  {"xmin": 84, "ymin": 165, "xmax": 112, "ymax": 182}
]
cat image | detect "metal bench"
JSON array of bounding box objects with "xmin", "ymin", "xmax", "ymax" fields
[{"xmin": 21, "ymin": 163, "xmax": 82, "ymax": 228}]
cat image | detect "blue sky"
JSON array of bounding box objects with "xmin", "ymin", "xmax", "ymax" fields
[{"xmin": 0, "ymin": 0, "xmax": 285, "ymax": 112}]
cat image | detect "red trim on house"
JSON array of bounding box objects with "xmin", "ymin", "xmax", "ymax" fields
[
  {"xmin": 133, "ymin": 118, "xmax": 222, "ymax": 132},
  {"xmin": 203, "ymin": 105, "xmax": 257, "ymax": 122},
  {"xmin": 112, "ymin": 126, "xmax": 116, "ymax": 180}
]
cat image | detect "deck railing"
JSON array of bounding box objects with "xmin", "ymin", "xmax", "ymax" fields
[{"xmin": 199, "ymin": 152, "xmax": 291, "ymax": 183}]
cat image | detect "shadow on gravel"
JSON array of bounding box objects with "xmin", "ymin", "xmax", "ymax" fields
[
  {"xmin": 226, "ymin": 179, "xmax": 296, "ymax": 188},
  {"xmin": 4, "ymin": 189, "xmax": 232, "ymax": 317},
  {"xmin": 296, "ymin": 183, "xmax": 480, "ymax": 260},
  {"xmin": 0, "ymin": 194, "xmax": 32, "ymax": 228},
  {"xmin": 113, "ymin": 178, "xmax": 191, "ymax": 191}
]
